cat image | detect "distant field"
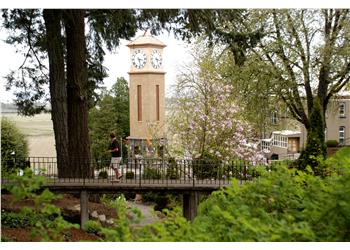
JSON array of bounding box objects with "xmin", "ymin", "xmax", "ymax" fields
[
  {"xmin": 2, "ymin": 113, "xmax": 56, "ymax": 157},
  {"xmin": 2, "ymin": 113, "xmax": 54, "ymax": 136}
]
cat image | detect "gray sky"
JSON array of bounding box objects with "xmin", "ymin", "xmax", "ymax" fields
[{"xmin": 1, "ymin": 2, "xmax": 349, "ymax": 104}]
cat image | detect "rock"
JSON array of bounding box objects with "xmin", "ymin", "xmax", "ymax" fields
[
  {"xmin": 66, "ymin": 204, "xmax": 80, "ymax": 212},
  {"xmin": 98, "ymin": 214, "xmax": 106, "ymax": 222},
  {"xmin": 106, "ymin": 219, "xmax": 114, "ymax": 225},
  {"xmin": 72, "ymin": 204, "xmax": 80, "ymax": 211},
  {"xmin": 134, "ymin": 194, "xmax": 143, "ymax": 204},
  {"xmin": 91, "ymin": 210, "xmax": 99, "ymax": 219}
]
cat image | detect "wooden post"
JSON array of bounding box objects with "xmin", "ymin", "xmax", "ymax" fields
[
  {"xmin": 183, "ymin": 191, "xmax": 200, "ymax": 221},
  {"xmin": 80, "ymin": 190, "xmax": 89, "ymax": 229}
]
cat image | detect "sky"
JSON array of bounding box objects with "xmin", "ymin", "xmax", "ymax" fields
[
  {"xmin": 0, "ymin": 26, "xmax": 192, "ymax": 103},
  {"xmin": 1, "ymin": 1, "xmax": 350, "ymax": 104}
]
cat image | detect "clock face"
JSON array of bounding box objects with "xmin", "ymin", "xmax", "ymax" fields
[
  {"xmin": 132, "ymin": 49, "xmax": 147, "ymax": 69},
  {"xmin": 151, "ymin": 49, "xmax": 162, "ymax": 69}
]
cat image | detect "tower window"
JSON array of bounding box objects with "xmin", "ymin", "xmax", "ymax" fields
[
  {"xmin": 339, "ymin": 102, "xmax": 346, "ymax": 118},
  {"xmin": 156, "ymin": 85, "xmax": 160, "ymax": 121},
  {"xmin": 137, "ymin": 85, "xmax": 142, "ymax": 121},
  {"xmin": 339, "ymin": 126, "xmax": 345, "ymax": 145}
]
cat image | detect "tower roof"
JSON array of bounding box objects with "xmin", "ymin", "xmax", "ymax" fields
[{"xmin": 127, "ymin": 30, "xmax": 166, "ymax": 48}]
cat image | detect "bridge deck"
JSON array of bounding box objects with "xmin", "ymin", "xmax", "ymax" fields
[
  {"xmin": 2, "ymin": 177, "xmax": 237, "ymax": 193},
  {"xmin": 45, "ymin": 178, "xmax": 233, "ymax": 192}
]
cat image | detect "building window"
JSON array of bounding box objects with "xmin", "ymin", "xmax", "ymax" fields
[
  {"xmin": 339, "ymin": 102, "xmax": 346, "ymax": 118},
  {"xmin": 339, "ymin": 126, "xmax": 345, "ymax": 145},
  {"xmin": 271, "ymin": 111, "xmax": 278, "ymax": 125},
  {"xmin": 272, "ymin": 134, "xmax": 288, "ymax": 148},
  {"xmin": 137, "ymin": 85, "xmax": 142, "ymax": 121},
  {"xmin": 156, "ymin": 85, "xmax": 160, "ymax": 121},
  {"xmin": 261, "ymin": 139, "xmax": 271, "ymax": 151}
]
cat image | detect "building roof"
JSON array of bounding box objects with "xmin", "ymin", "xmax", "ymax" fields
[
  {"xmin": 334, "ymin": 90, "xmax": 350, "ymax": 99},
  {"xmin": 273, "ymin": 130, "xmax": 301, "ymax": 136},
  {"xmin": 127, "ymin": 30, "xmax": 166, "ymax": 48}
]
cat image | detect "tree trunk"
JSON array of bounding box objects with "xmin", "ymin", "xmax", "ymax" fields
[
  {"xmin": 43, "ymin": 9, "xmax": 70, "ymax": 178},
  {"xmin": 64, "ymin": 9, "xmax": 93, "ymax": 178},
  {"xmin": 298, "ymin": 98, "xmax": 327, "ymax": 174}
]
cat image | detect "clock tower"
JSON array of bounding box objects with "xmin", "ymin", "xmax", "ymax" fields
[{"xmin": 127, "ymin": 31, "xmax": 166, "ymax": 157}]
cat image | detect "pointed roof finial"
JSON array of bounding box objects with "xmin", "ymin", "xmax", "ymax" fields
[{"xmin": 127, "ymin": 29, "xmax": 166, "ymax": 48}]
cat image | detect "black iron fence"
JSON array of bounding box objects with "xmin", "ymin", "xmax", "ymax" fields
[{"xmin": 1, "ymin": 157, "xmax": 274, "ymax": 186}]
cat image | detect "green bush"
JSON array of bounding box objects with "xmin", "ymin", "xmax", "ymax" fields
[
  {"xmin": 193, "ymin": 152, "xmax": 220, "ymax": 179},
  {"xmin": 4, "ymin": 168, "xmax": 79, "ymax": 241},
  {"xmin": 1, "ymin": 235, "xmax": 12, "ymax": 242},
  {"xmin": 325, "ymin": 147, "xmax": 350, "ymax": 174},
  {"xmin": 166, "ymin": 158, "xmax": 180, "ymax": 180},
  {"xmin": 326, "ymin": 140, "xmax": 339, "ymax": 147},
  {"xmin": 84, "ymin": 220, "xmax": 102, "ymax": 235},
  {"xmin": 125, "ymin": 171, "xmax": 135, "ymax": 179},
  {"xmin": 1, "ymin": 210, "xmax": 38, "ymax": 228},
  {"xmin": 189, "ymin": 165, "xmax": 350, "ymax": 241},
  {"xmin": 98, "ymin": 170, "xmax": 108, "ymax": 179},
  {"xmin": 143, "ymin": 167, "xmax": 161, "ymax": 179},
  {"xmin": 141, "ymin": 192, "xmax": 181, "ymax": 211},
  {"xmin": 1, "ymin": 118, "xmax": 29, "ymax": 173},
  {"xmin": 131, "ymin": 150, "xmax": 350, "ymax": 242}
]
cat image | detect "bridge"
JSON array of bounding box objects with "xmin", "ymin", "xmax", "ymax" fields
[{"xmin": 2, "ymin": 157, "xmax": 261, "ymax": 227}]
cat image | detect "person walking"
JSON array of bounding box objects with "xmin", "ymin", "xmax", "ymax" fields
[{"xmin": 108, "ymin": 132, "xmax": 122, "ymax": 181}]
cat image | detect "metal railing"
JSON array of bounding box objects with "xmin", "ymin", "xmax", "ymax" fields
[{"xmin": 1, "ymin": 157, "xmax": 268, "ymax": 187}]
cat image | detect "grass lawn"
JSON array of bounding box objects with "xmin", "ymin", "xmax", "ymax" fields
[{"xmin": 2, "ymin": 113, "xmax": 55, "ymax": 157}]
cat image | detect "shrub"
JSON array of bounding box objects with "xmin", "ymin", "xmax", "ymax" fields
[
  {"xmin": 1, "ymin": 235, "xmax": 12, "ymax": 242},
  {"xmin": 98, "ymin": 170, "xmax": 108, "ymax": 179},
  {"xmin": 84, "ymin": 220, "xmax": 102, "ymax": 235},
  {"xmin": 192, "ymin": 152, "xmax": 220, "ymax": 179},
  {"xmin": 125, "ymin": 171, "xmax": 135, "ymax": 179},
  {"xmin": 325, "ymin": 147, "xmax": 350, "ymax": 174},
  {"xmin": 1, "ymin": 210, "xmax": 39, "ymax": 228},
  {"xmin": 143, "ymin": 167, "xmax": 161, "ymax": 179},
  {"xmin": 326, "ymin": 140, "xmax": 339, "ymax": 147},
  {"xmin": 141, "ymin": 192, "xmax": 181, "ymax": 211},
  {"xmin": 1, "ymin": 118, "xmax": 29, "ymax": 173},
  {"xmin": 4, "ymin": 168, "xmax": 79, "ymax": 241},
  {"xmin": 189, "ymin": 163, "xmax": 350, "ymax": 241},
  {"xmin": 166, "ymin": 158, "xmax": 179, "ymax": 180},
  {"xmin": 131, "ymin": 152, "xmax": 350, "ymax": 242}
]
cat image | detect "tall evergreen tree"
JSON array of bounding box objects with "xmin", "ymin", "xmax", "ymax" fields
[
  {"xmin": 2, "ymin": 9, "xmax": 255, "ymax": 177},
  {"xmin": 89, "ymin": 77, "xmax": 129, "ymax": 162}
]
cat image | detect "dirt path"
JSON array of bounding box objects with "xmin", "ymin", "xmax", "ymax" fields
[{"xmin": 127, "ymin": 201, "xmax": 160, "ymax": 226}]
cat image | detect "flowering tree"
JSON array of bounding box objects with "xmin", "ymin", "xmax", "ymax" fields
[{"xmin": 168, "ymin": 49, "xmax": 264, "ymax": 163}]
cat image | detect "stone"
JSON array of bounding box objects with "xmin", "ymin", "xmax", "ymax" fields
[
  {"xmin": 91, "ymin": 210, "xmax": 99, "ymax": 219},
  {"xmin": 68, "ymin": 204, "xmax": 80, "ymax": 212},
  {"xmin": 98, "ymin": 214, "xmax": 106, "ymax": 222},
  {"xmin": 74, "ymin": 204, "xmax": 81, "ymax": 210},
  {"xmin": 135, "ymin": 194, "xmax": 143, "ymax": 204},
  {"xmin": 106, "ymin": 219, "xmax": 114, "ymax": 225}
]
